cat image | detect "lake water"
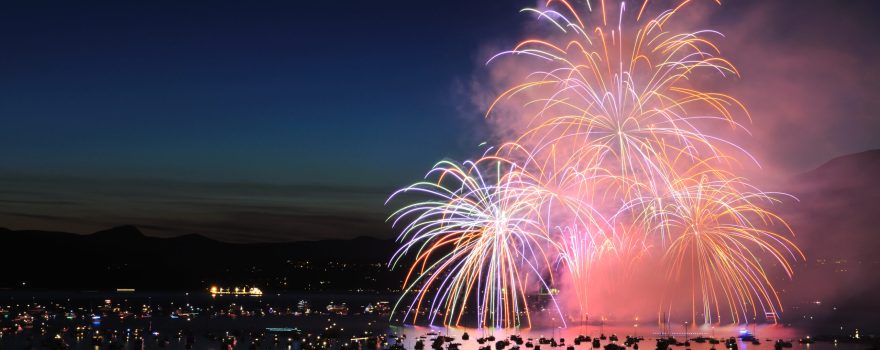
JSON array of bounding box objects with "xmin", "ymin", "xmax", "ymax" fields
[
  {"xmin": 394, "ymin": 325, "xmax": 865, "ymax": 350},
  {"xmin": 0, "ymin": 291, "xmax": 870, "ymax": 350}
]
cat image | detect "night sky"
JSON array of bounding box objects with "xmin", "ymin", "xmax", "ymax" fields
[{"xmin": 1, "ymin": 0, "xmax": 879, "ymax": 242}]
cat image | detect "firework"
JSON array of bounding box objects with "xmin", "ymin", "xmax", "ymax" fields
[
  {"xmin": 388, "ymin": 0, "xmax": 802, "ymax": 328},
  {"xmin": 656, "ymin": 172, "xmax": 802, "ymax": 325},
  {"xmin": 387, "ymin": 157, "xmax": 561, "ymax": 328}
]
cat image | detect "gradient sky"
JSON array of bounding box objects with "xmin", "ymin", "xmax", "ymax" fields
[{"xmin": 1, "ymin": 0, "xmax": 878, "ymax": 242}]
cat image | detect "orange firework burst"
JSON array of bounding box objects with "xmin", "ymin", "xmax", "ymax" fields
[{"xmin": 388, "ymin": 0, "xmax": 803, "ymax": 328}]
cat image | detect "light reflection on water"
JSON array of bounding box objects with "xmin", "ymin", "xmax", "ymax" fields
[
  {"xmin": 0, "ymin": 322, "xmax": 864, "ymax": 350},
  {"xmin": 0, "ymin": 291, "xmax": 868, "ymax": 350},
  {"xmin": 393, "ymin": 325, "xmax": 860, "ymax": 350}
]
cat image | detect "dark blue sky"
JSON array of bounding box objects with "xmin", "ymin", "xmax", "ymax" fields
[
  {"xmin": 0, "ymin": 0, "xmax": 534, "ymax": 185},
  {"xmin": 1, "ymin": 0, "xmax": 878, "ymax": 241},
  {"xmin": 0, "ymin": 0, "xmax": 536, "ymax": 241}
]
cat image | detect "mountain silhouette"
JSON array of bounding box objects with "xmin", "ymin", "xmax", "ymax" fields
[
  {"xmin": 777, "ymin": 149, "xmax": 880, "ymax": 332},
  {"xmin": 0, "ymin": 225, "xmax": 400, "ymax": 291}
]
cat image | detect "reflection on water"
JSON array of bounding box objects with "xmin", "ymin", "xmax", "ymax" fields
[
  {"xmin": 0, "ymin": 291, "xmax": 872, "ymax": 350},
  {"xmin": 0, "ymin": 320, "xmax": 868, "ymax": 350},
  {"xmin": 394, "ymin": 325, "xmax": 863, "ymax": 350}
]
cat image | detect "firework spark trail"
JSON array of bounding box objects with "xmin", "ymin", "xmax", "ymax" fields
[
  {"xmin": 657, "ymin": 174, "xmax": 803, "ymax": 324},
  {"xmin": 387, "ymin": 0, "xmax": 803, "ymax": 328},
  {"xmin": 387, "ymin": 157, "xmax": 565, "ymax": 328}
]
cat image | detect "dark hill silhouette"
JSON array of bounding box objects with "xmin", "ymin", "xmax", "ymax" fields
[
  {"xmin": 792, "ymin": 149, "xmax": 880, "ymax": 188},
  {"xmin": 777, "ymin": 149, "xmax": 880, "ymax": 331},
  {"xmin": 783, "ymin": 149, "xmax": 880, "ymax": 260},
  {"xmin": 0, "ymin": 226, "xmax": 400, "ymax": 291},
  {"xmin": 90, "ymin": 225, "xmax": 144, "ymax": 239}
]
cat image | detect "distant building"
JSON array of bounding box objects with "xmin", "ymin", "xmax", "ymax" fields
[
  {"xmin": 365, "ymin": 301, "xmax": 391, "ymax": 316},
  {"xmin": 326, "ymin": 302, "xmax": 349, "ymax": 315},
  {"xmin": 209, "ymin": 285, "xmax": 263, "ymax": 296},
  {"xmin": 296, "ymin": 300, "xmax": 311, "ymax": 315}
]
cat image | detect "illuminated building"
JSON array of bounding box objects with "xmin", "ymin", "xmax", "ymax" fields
[{"xmin": 209, "ymin": 285, "xmax": 264, "ymax": 296}]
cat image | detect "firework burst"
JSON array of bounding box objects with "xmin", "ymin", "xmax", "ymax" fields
[
  {"xmin": 387, "ymin": 0, "xmax": 802, "ymax": 328},
  {"xmin": 387, "ymin": 157, "xmax": 561, "ymax": 328}
]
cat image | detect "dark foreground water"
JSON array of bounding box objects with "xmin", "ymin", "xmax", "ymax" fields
[{"xmin": 0, "ymin": 291, "xmax": 873, "ymax": 350}]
